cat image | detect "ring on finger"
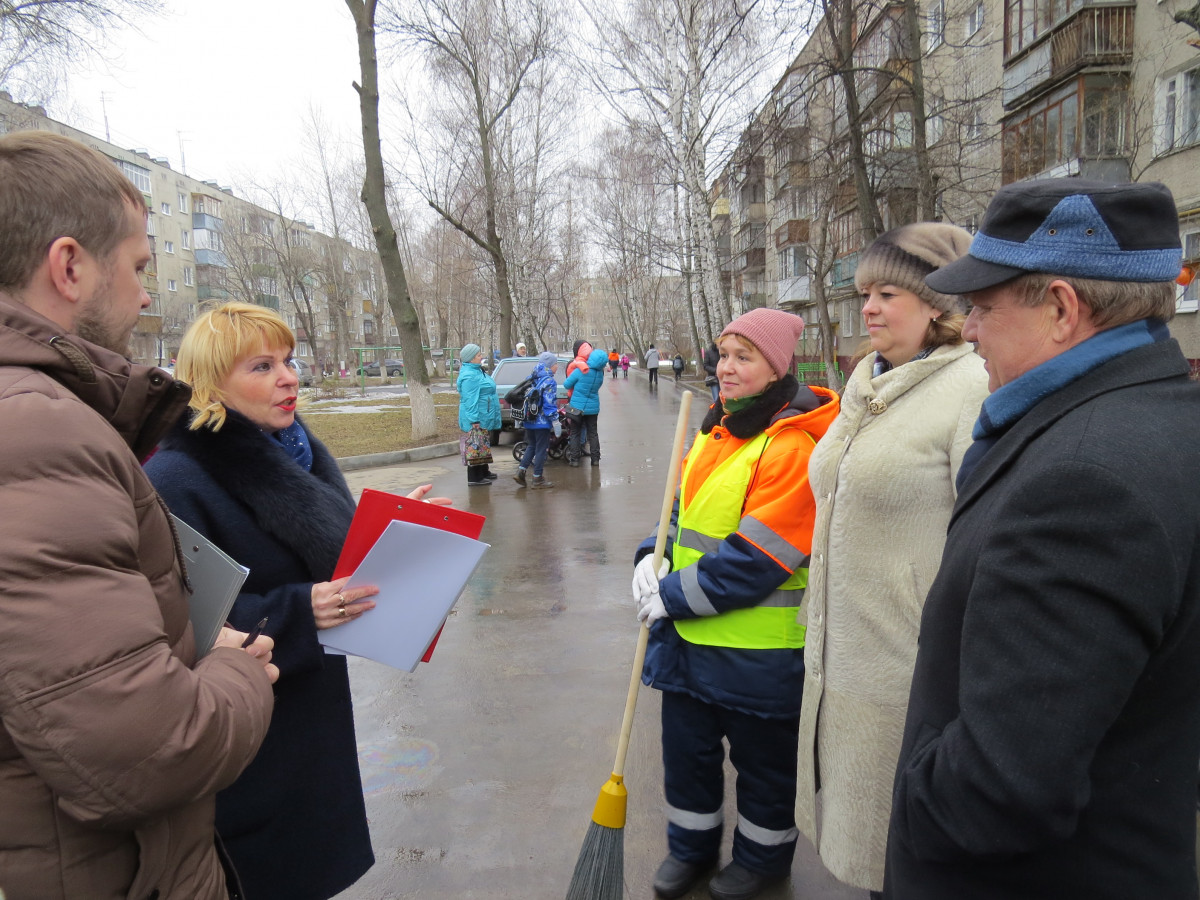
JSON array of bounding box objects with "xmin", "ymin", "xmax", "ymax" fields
[{"xmin": 338, "ymin": 606, "xmax": 347, "ymax": 618}]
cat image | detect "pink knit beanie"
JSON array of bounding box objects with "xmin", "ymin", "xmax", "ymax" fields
[{"xmin": 718, "ymin": 308, "xmax": 806, "ymax": 378}]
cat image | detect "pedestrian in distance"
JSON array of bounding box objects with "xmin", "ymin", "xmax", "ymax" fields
[
  {"xmin": 883, "ymin": 179, "xmax": 1200, "ymax": 900},
  {"xmin": 0, "ymin": 131, "xmax": 277, "ymax": 900},
  {"xmin": 645, "ymin": 342, "xmax": 660, "ymax": 388},
  {"xmin": 671, "ymin": 352, "xmax": 685, "ymax": 383},
  {"xmin": 609, "ymin": 348, "xmax": 620, "ymax": 378},
  {"xmin": 563, "ymin": 346, "xmax": 608, "ymax": 467},
  {"xmin": 147, "ymin": 302, "xmax": 450, "ymax": 900},
  {"xmin": 515, "ymin": 341, "xmax": 528, "ymax": 357},
  {"xmin": 703, "ymin": 342, "xmax": 720, "ymax": 402},
  {"xmin": 455, "ymin": 342, "xmax": 502, "ymax": 486},
  {"xmin": 632, "ymin": 307, "xmax": 840, "ymax": 900},
  {"xmin": 514, "ymin": 351, "xmax": 561, "ymax": 489},
  {"xmin": 621, "ymin": 352, "xmax": 630, "ymax": 378},
  {"xmin": 795, "ymin": 223, "xmax": 988, "ymax": 898}
]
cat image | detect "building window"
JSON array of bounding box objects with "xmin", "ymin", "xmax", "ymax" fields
[
  {"xmin": 1156, "ymin": 67, "xmax": 1200, "ymax": 154},
  {"xmin": 168, "ymin": 279, "xmax": 178, "ymax": 292},
  {"xmin": 184, "ymin": 266, "xmax": 194, "ymax": 287},
  {"xmin": 178, "ymin": 193, "xmax": 188, "ymax": 214},
  {"xmin": 840, "ymin": 299, "xmax": 857, "ymax": 338},
  {"xmin": 1178, "ymin": 229, "xmax": 1200, "ymax": 313},
  {"xmin": 164, "ymin": 240, "xmax": 174, "ymax": 254},
  {"xmin": 927, "ymin": 97, "xmax": 945, "ymax": 145},
  {"xmin": 966, "ymin": 106, "xmax": 986, "ymax": 141},
  {"xmin": 146, "ymin": 216, "xmax": 156, "ymax": 237},
  {"xmin": 927, "ymin": 0, "xmax": 945, "ymax": 50},
  {"xmin": 181, "ymin": 230, "xmax": 190, "ymax": 250},
  {"xmin": 114, "ymin": 159, "xmax": 152, "ymax": 193},
  {"xmin": 966, "ymin": 0, "xmax": 985, "ymax": 37},
  {"xmin": 160, "ymin": 202, "xmax": 170, "ymax": 216}
]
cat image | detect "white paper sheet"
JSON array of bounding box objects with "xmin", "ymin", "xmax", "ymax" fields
[{"xmin": 317, "ymin": 520, "xmax": 489, "ymax": 671}]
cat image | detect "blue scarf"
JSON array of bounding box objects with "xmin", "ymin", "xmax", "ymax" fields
[
  {"xmin": 270, "ymin": 419, "xmax": 314, "ymax": 471},
  {"xmin": 956, "ymin": 318, "xmax": 1168, "ymax": 492}
]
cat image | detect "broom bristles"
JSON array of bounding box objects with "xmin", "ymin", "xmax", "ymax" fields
[{"xmin": 564, "ymin": 820, "xmax": 624, "ymax": 900}]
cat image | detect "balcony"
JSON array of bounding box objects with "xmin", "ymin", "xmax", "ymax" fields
[
  {"xmin": 135, "ymin": 313, "xmax": 163, "ymax": 334},
  {"xmin": 735, "ymin": 248, "xmax": 766, "ymax": 272},
  {"xmin": 777, "ymin": 275, "xmax": 812, "ymax": 306},
  {"xmin": 198, "ymin": 286, "xmax": 231, "ymax": 301},
  {"xmin": 255, "ymin": 294, "xmax": 280, "ymax": 310},
  {"xmin": 195, "ymin": 248, "xmax": 228, "ymax": 267},
  {"xmin": 829, "ymin": 251, "xmax": 861, "ymax": 290},
  {"xmin": 776, "ymin": 219, "xmax": 810, "ymax": 247},
  {"xmin": 711, "ymin": 197, "xmax": 730, "ymax": 219},
  {"xmin": 192, "ymin": 212, "xmax": 223, "ymax": 232},
  {"xmin": 1003, "ymin": 5, "xmax": 1134, "ymax": 108},
  {"xmin": 251, "ymin": 263, "xmax": 277, "ymax": 278}
]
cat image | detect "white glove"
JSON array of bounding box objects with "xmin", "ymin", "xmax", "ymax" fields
[
  {"xmin": 632, "ymin": 555, "xmax": 670, "ymax": 605},
  {"xmin": 636, "ymin": 591, "xmax": 669, "ymax": 624},
  {"xmin": 552, "ymin": 419, "xmax": 562, "ymax": 437}
]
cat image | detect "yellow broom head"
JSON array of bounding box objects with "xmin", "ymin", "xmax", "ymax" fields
[{"xmin": 590, "ymin": 773, "xmax": 627, "ymax": 828}]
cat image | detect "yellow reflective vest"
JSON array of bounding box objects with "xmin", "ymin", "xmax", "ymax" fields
[{"xmin": 671, "ymin": 429, "xmax": 809, "ymax": 650}]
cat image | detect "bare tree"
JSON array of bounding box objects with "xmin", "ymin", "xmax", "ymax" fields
[
  {"xmin": 345, "ymin": 0, "xmax": 437, "ymax": 440},
  {"xmin": 384, "ymin": 0, "xmax": 558, "ymax": 358},
  {"xmin": 1, "ymin": 0, "xmax": 161, "ymax": 100},
  {"xmin": 584, "ymin": 0, "xmax": 789, "ymax": 346}
]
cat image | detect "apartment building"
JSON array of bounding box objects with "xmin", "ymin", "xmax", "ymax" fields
[
  {"xmin": 0, "ymin": 93, "xmax": 389, "ymax": 373},
  {"xmin": 714, "ymin": 0, "xmax": 1200, "ymax": 379}
]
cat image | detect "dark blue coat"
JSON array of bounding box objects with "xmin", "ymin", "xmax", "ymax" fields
[
  {"xmin": 885, "ymin": 338, "xmax": 1200, "ymax": 899},
  {"xmin": 146, "ymin": 410, "xmax": 373, "ymax": 900}
]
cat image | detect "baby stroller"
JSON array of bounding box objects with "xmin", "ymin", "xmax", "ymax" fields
[{"xmin": 512, "ymin": 407, "xmax": 573, "ymax": 462}]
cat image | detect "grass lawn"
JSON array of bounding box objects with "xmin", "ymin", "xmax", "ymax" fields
[{"xmin": 301, "ymin": 397, "xmax": 464, "ymax": 458}]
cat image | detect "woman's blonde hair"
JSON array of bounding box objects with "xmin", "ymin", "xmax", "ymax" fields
[{"xmin": 177, "ymin": 301, "xmax": 295, "ymax": 431}]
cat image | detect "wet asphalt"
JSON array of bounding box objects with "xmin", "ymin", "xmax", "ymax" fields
[{"xmin": 335, "ymin": 372, "xmax": 867, "ymax": 900}]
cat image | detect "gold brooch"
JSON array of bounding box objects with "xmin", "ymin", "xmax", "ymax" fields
[{"xmin": 867, "ymin": 398, "xmax": 887, "ymax": 415}]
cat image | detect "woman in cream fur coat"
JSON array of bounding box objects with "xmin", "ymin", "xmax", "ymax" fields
[{"xmin": 795, "ymin": 223, "xmax": 989, "ymax": 896}]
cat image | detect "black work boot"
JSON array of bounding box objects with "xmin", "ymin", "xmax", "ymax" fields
[
  {"xmin": 708, "ymin": 861, "xmax": 786, "ymax": 900},
  {"xmin": 653, "ymin": 855, "xmax": 713, "ymax": 899}
]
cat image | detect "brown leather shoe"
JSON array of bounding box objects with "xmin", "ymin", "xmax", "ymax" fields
[
  {"xmin": 531, "ymin": 474, "xmax": 554, "ymax": 489},
  {"xmin": 513, "ymin": 468, "xmax": 527, "ymax": 486}
]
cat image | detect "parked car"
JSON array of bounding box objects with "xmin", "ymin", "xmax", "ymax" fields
[
  {"xmin": 290, "ymin": 359, "xmax": 314, "ymax": 386},
  {"xmin": 356, "ymin": 358, "xmax": 404, "ymax": 377},
  {"xmin": 492, "ymin": 355, "xmax": 570, "ymax": 432}
]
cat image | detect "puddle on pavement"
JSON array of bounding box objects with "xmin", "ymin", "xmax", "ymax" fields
[{"xmin": 358, "ymin": 737, "xmax": 440, "ymax": 796}]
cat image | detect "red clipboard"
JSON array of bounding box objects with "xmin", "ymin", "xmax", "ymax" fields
[{"xmin": 334, "ymin": 488, "xmax": 486, "ymax": 662}]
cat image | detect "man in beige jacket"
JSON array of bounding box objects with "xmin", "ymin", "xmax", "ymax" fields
[{"xmin": 0, "ymin": 131, "xmax": 277, "ymax": 900}]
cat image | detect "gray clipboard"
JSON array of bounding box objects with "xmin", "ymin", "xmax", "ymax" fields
[{"xmin": 172, "ymin": 515, "xmax": 250, "ymax": 656}]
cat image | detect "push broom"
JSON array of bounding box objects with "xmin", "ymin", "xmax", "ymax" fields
[{"xmin": 565, "ymin": 390, "xmax": 694, "ymax": 900}]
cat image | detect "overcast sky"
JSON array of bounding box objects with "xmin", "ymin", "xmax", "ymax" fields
[{"xmin": 55, "ymin": 0, "xmax": 366, "ymax": 194}]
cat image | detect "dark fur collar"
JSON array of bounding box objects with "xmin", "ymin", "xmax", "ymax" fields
[
  {"xmin": 700, "ymin": 374, "xmax": 821, "ymax": 438},
  {"xmin": 160, "ymin": 409, "xmax": 355, "ymax": 581}
]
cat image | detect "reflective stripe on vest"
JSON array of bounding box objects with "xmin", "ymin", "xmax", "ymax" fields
[{"xmin": 671, "ymin": 429, "xmax": 809, "ymax": 650}]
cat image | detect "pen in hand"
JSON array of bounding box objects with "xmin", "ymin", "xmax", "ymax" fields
[{"xmin": 241, "ymin": 617, "xmax": 269, "ymax": 649}]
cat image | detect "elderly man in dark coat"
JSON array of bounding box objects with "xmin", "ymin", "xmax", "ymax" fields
[{"xmin": 884, "ymin": 179, "xmax": 1200, "ymax": 900}]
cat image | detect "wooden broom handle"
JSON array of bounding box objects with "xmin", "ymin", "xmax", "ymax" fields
[{"xmin": 612, "ymin": 390, "xmax": 694, "ymax": 778}]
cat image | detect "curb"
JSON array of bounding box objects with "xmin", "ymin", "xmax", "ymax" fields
[{"xmin": 337, "ymin": 441, "xmax": 460, "ymax": 472}]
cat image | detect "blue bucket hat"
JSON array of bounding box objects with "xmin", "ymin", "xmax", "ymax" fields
[{"xmin": 926, "ymin": 179, "xmax": 1183, "ymax": 295}]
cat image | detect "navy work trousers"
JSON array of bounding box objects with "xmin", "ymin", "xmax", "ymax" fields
[{"xmin": 660, "ymin": 690, "xmax": 800, "ymax": 876}]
